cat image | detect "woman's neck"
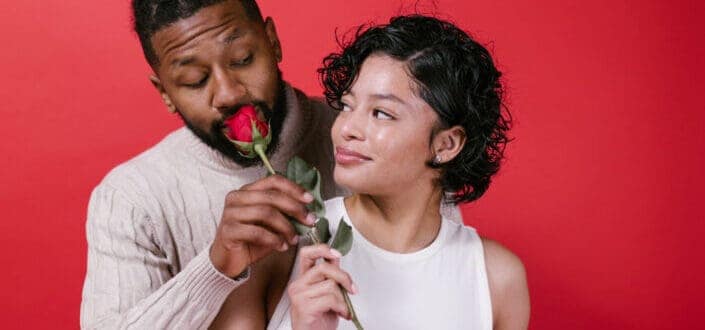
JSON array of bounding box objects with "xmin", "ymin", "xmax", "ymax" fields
[{"xmin": 344, "ymin": 186, "xmax": 443, "ymax": 254}]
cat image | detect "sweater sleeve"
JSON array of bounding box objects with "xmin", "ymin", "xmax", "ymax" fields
[{"xmin": 80, "ymin": 184, "xmax": 248, "ymax": 329}]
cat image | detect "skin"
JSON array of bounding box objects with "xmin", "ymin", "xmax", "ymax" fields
[
  {"xmin": 212, "ymin": 54, "xmax": 530, "ymax": 329},
  {"xmin": 331, "ymin": 54, "xmax": 462, "ymax": 254},
  {"xmin": 148, "ymin": 0, "xmax": 312, "ymax": 284},
  {"xmin": 292, "ymin": 54, "xmax": 530, "ymax": 329}
]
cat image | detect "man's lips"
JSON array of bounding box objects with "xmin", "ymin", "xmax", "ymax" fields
[
  {"xmin": 221, "ymin": 126, "xmax": 232, "ymax": 138},
  {"xmin": 335, "ymin": 146, "xmax": 371, "ymax": 165}
]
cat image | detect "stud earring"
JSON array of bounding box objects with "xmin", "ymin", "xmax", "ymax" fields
[{"xmin": 432, "ymin": 155, "xmax": 443, "ymax": 166}]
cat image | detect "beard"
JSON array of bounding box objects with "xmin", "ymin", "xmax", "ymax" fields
[{"xmin": 177, "ymin": 74, "xmax": 288, "ymax": 168}]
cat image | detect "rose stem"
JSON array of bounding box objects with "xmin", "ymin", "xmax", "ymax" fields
[
  {"xmin": 254, "ymin": 144, "xmax": 276, "ymax": 175},
  {"xmin": 307, "ymin": 231, "xmax": 363, "ymax": 330}
]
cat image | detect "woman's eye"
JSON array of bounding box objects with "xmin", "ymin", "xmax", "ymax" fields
[
  {"xmin": 373, "ymin": 109, "xmax": 393, "ymax": 120},
  {"xmin": 340, "ymin": 102, "xmax": 352, "ymax": 112}
]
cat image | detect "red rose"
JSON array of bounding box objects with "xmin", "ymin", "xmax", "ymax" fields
[{"xmin": 224, "ymin": 105, "xmax": 269, "ymax": 142}]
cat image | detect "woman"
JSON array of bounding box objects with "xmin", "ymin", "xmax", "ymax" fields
[{"xmin": 215, "ymin": 14, "xmax": 529, "ymax": 330}]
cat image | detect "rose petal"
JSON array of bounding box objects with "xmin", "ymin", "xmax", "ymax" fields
[
  {"xmin": 256, "ymin": 120, "xmax": 269, "ymax": 137},
  {"xmin": 223, "ymin": 104, "xmax": 270, "ymax": 144}
]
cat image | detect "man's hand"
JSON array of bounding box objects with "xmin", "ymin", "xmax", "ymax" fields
[{"xmin": 209, "ymin": 175, "xmax": 316, "ymax": 277}]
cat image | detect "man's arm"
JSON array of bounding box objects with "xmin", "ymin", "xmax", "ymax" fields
[
  {"xmin": 80, "ymin": 184, "xmax": 247, "ymax": 329},
  {"xmin": 82, "ymin": 174, "xmax": 313, "ymax": 329}
]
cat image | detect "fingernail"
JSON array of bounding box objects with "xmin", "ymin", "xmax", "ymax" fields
[
  {"xmin": 330, "ymin": 249, "xmax": 342, "ymax": 258},
  {"xmin": 302, "ymin": 192, "xmax": 314, "ymax": 203},
  {"xmin": 280, "ymin": 242, "xmax": 288, "ymax": 251},
  {"xmin": 306, "ymin": 213, "xmax": 316, "ymax": 225},
  {"xmin": 351, "ymin": 284, "xmax": 359, "ymax": 295},
  {"xmin": 291, "ymin": 236, "xmax": 299, "ymax": 245}
]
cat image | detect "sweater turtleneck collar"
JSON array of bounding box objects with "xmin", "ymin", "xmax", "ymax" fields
[{"xmin": 180, "ymin": 82, "xmax": 314, "ymax": 175}]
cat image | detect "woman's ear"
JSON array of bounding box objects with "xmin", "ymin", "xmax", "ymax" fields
[{"xmin": 431, "ymin": 126, "xmax": 466, "ymax": 164}]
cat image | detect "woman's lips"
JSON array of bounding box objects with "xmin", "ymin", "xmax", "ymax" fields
[{"xmin": 335, "ymin": 147, "xmax": 371, "ymax": 165}]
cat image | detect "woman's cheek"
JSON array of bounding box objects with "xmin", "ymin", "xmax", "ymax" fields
[{"xmin": 381, "ymin": 129, "xmax": 424, "ymax": 159}]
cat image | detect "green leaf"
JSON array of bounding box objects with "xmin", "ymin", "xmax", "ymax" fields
[
  {"xmin": 251, "ymin": 120, "xmax": 272, "ymax": 149},
  {"xmin": 315, "ymin": 217, "xmax": 331, "ymax": 243},
  {"xmin": 290, "ymin": 217, "xmax": 311, "ymax": 236},
  {"xmin": 307, "ymin": 170, "xmax": 325, "ymax": 218},
  {"xmin": 286, "ymin": 157, "xmax": 325, "ymax": 218},
  {"xmin": 227, "ymin": 140, "xmax": 256, "ymax": 158},
  {"xmin": 251, "ymin": 120, "xmax": 264, "ymax": 144},
  {"xmin": 330, "ymin": 217, "xmax": 353, "ymax": 256},
  {"xmin": 286, "ymin": 157, "xmax": 317, "ymax": 190}
]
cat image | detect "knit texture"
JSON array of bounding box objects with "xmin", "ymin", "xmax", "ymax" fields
[{"xmin": 80, "ymin": 85, "xmax": 341, "ymax": 329}]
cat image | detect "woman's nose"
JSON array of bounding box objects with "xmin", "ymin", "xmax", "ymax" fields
[{"xmin": 337, "ymin": 109, "xmax": 366, "ymax": 141}]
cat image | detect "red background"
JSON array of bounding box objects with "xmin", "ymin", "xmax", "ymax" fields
[{"xmin": 1, "ymin": 0, "xmax": 704, "ymax": 328}]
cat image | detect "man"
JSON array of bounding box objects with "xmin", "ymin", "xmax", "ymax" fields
[
  {"xmin": 81, "ymin": 1, "xmax": 460, "ymax": 328},
  {"xmin": 81, "ymin": 0, "xmax": 342, "ymax": 328}
]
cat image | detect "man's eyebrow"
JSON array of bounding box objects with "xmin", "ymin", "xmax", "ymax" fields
[
  {"xmin": 223, "ymin": 30, "xmax": 243, "ymax": 45},
  {"xmin": 171, "ymin": 57, "xmax": 195, "ymax": 68}
]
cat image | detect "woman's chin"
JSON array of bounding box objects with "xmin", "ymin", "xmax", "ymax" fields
[{"xmin": 334, "ymin": 170, "xmax": 371, "ymax": 194}]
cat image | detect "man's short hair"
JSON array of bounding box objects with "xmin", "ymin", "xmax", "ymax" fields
[{"xmin": 132, "ymin": 0, "xmax": 263, "ymax": 67}]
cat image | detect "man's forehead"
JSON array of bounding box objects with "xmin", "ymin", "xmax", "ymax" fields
[{"xmin": 151, "ymin": 0, "xmax": 253, "ymax": 66}]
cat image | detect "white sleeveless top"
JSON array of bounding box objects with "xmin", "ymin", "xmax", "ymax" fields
[{"xmin": 267, "ymin": 197, "xmax": 493, "ymax": 330}]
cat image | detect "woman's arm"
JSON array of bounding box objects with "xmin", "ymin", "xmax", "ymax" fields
[
  {"xmin": 208, "ymin": 259, "xmax": 270, "ymax": 329},
  {"xmin": 482, "ymin": 238, "xmax": 531, "ymax": 330},
  {"xmin": 209, "ymin": 248, "xmax": 295, "ymax": 329}
]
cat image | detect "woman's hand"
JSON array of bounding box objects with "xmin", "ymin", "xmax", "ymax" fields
[{"xmin": 288, "ymin": 244, "xmax": 357, "ymax": 330}]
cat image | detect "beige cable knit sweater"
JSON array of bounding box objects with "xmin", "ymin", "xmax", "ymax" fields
[{"xmin": 80, "ymin": 85, "xmax": 342, "ymax": 329}]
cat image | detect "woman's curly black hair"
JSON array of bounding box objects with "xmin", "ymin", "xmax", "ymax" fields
[{"xmin": 319, "ymin": 15, "xmax": 512, "ymax": 204}]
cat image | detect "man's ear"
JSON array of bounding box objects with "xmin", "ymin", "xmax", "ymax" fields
[
  {"xmin": 149, "ymin": 75, "xmax": 176, "ymax": 113},
  {"xmin": 264, "ymin": 17, "xmax": 282, "ymax": 63},
  {"xmin": 431, "ymin": 126, "xmax": 467, "ymax": 164}
]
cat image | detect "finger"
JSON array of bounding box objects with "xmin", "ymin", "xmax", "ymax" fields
[
  {"xmin": 242, "ymin": 175, "xmax": 314, "ymax": 204},
  {"xmin": 299, "ymin": 262, "xmax": 356, "ymax": 295},
  {"xmin": 225, "ymin": 223, "xmax": 286, "ymax": 252},
  {"xmin": 222, "ymin": 205, "xmax": 299, "ymax": 245},
  {"xmin": 297, "ymin": 244, "xmax": 342, "ymax": 275},
  {"xmin": 304, "ymin": 293, "xmax": 350, "ymax": 320},
  {"xmin": 303, "ymin": 279, "xmax": 344, "ymax": 300},
  {"xmin": 226, "ymin": 189, "xmax": 315, "ymax": 226}
]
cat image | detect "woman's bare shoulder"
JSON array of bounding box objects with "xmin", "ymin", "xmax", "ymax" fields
[
  {"xmin": 480, "ymin": 237, "xmax": 530, "ymax": 330},
  {"xmin": 480, "ymin": 238, "xmax": 526, "ymax": 288}
]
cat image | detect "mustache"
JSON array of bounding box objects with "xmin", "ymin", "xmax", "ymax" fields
[{"xmin": 177, "ymin": 75, "xmax": 287, "ymax": 168}]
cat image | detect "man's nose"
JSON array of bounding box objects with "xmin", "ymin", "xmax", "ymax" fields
[{"xmin": 211, "ymin": 69, "xmax": 246, "ymax": 112}]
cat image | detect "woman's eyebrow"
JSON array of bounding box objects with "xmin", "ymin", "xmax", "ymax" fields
[{"xmin": 370, "ymin": 93, "xmax": 408, "ymax": 106}]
